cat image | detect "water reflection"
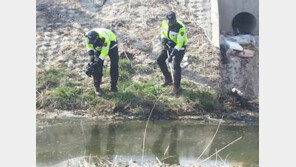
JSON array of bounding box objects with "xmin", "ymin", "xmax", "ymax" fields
[
  {"xmin": 36, "ymin": 120, "xmax": 259, "ymax": 167},
  {"xmin": 152, "ymin": 125, "xmax": 179, "ymax": 165},
  {"xmin": 85, "ymin": 123, "xmax": 116, "ymax": 161},
  {"xmin": 86, "ymin": 125, "xmax": 101, "ymax": 156},
  {"xmin": 106, "ymin": 124, "xmax": 116, "ymax": 160}
]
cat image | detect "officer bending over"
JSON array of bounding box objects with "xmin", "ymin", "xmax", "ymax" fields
[{"xmin": 85, "ymin": 28, "xmax": 119, "ymax": 95}]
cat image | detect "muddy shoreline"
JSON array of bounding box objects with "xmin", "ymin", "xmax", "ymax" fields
[{"xmin": 36, "ymin": 108, "xmax": 259, "ymax": 126}]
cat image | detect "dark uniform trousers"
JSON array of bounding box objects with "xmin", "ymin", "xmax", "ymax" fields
[
  {"xmin": 93, "ymin": 41, "xmax": 119, "ymax": 89},
  {"xmin": 157, "ymin": 47, "xmax": 185, "ymax": 88}
]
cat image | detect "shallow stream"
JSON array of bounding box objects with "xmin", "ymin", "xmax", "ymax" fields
[{"xmin": 36, "ymin": 119, "xmax": 258, "ymax": 167}]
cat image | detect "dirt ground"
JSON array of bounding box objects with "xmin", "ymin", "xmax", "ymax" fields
[{"xmin": 36, "ymin": 0, "xmax": 221, "ymax": 88}]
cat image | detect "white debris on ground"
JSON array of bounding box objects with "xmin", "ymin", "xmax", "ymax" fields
[{"xmin": 220, "ymin": 34, "xmax": 258, "ymax": 58}]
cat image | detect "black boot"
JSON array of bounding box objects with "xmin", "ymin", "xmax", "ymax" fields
[
  {"xmin": 170, "ymin": 86, "xmax": 180, "ymax": 94},
  {"xmin": 110, "ymin": 87, "xmax": 119, "ymax": 93},
  {"xmin": 161, "ymin": 78, "xmax": 173, "ymax": 87},
  {"xmin": 110, "ymin": 79, "xmax": 119, "ymax": 93},
  {"xmin": 95, "ymin": 86, "xmax": 104, "ymax": 96}
]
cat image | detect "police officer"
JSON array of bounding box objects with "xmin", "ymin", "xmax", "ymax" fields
[
  {"xmin": 85, "ymin": 28, "xmax": 119, "ymax": 95},
  {"xmin": 157, "ymin": 11, "xmax": 188, "ymax": 94}
]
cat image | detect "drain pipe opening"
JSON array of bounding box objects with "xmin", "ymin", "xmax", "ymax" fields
[{"xmin": 232, "ymin": 12, "xmax": 256, "ymax": 35}]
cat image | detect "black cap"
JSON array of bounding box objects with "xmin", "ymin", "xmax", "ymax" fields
[
  {"xmin": 166, "ymin": 11, "xmax": 176, "ymax": 25},
  {"xmin": 86, "ymin": 31, "xmax": 98, "ymax": 44}
]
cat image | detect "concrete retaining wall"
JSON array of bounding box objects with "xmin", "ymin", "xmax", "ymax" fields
[{"xmin": 218, "ymin": 0, "xmax": 259, "ymax": 34}]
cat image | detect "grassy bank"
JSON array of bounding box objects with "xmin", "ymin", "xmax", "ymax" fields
[{"xmin": 36, "ymin": 56, "xmax": 226, "ymax": 119}]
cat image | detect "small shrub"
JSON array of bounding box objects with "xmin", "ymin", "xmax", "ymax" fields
[{"xmin": 197, "ymin": 90, "xmax": 220, "ymax": 111}]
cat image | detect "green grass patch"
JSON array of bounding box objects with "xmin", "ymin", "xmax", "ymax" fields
[
  {"xmin": 72, "ymin": 57, "xmax": 78, "ymax": 64},
  {"xmin": 52, "ymin": 86, "xmax": 83, "ymax": 110},
  {"xmin": 37, "ymin": 60, "xmax": 222, "ymax": 113},
  {"xmin": 107, "ymin": 91, "xmax": 136, "ymax": 103},
  {"xmin": 188, "ymin": 55, "xmax": 200, "ymax": 64},
  {"xmin": 37, "ymin": 68, "xmax": 66, "ymax": 91},
  {"xmin": 64, "ymin": 81, "xmax": 83, "ymax": 87},
  {"xmin": 182, "ymin": 81, "xmax": 198, "ymax": 89},
  {"xmin": 134, "ymin": 65, "xmax": 154, "ymax": 74},
  {"xmin": 131, "ymin": 1, "xmax": 141, "ymax": 8},
  {"xmin": 123, "ymin": 82, "xmax": 168, "ymax": 100},
  {"xmin": 119, "ymin": 59, "xmax": 134, "ymax": 73},
  {"xmin": 106, "ymin": 81, "xmax": 169, "ymax": 103},
  {"xmin": 182, "ymin": 89, "xmax": 220, "ymax": 111},
  {"xmin": 103, "ymin": 68, "xmax": 110, "ymax": 76},
  {"xmin": 118, "ymin": 70, "xmax": 130, "ymax": 81}
]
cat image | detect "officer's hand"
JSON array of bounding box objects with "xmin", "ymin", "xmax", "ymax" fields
[
  {"xmin": 85, "ymin": 63, "xmax": 93, "ymax": 77},
  {"xmin": 89, "ymin": 55, "xmax": 95, "ymax": 63},
  {"xmin": 170, "ymin": 48, "xmax": 178, "ymax": 57},
  {"xmin": 95, "ymin": 57, "xmax": 104, "ymax": 67},
  {"xmin": 85, "ymin": 70, "xmax": 92, "ymax": 77},
  {"xmin": 161, "ymin": 38, "xmax": 168, "ymax": 46}
]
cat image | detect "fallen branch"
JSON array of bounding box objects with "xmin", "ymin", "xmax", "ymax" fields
[
  {"xmin": 200, "ymin": 136, "xmax": 243, "ymax": 163},
  {"xmin": 196, "ymin": 116, "xmax": 224, "ymax": 161}
]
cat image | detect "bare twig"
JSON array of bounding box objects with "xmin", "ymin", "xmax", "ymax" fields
[
  {"xmin": 200, "ymin": 136, "xmax": 243, "ymax": 163},
  {"xmin": 156, "ymin": 157, "xmax": 162, "ymax": 165},
  {"xmin": 217, "ymin": 153, "xmax": 226, "ymax": 165},
  {"xmin": 196, "ymin": 116, "xmax": 224, "ymax": 161},
  {"xmin": 164, "ymin": 145, "xmax": 170, "ymax": 156},
  {"xmin": 123, "ymin": 50, "xmax": 131, "ymax": 62},
  {"xmin": 215, "ymin": 148, "xmax": 218, "ymax": 166},
  {"xmin": 224, "ymin": 154, "xmax": 230, "ymax": 163},
  {"xmin": 141, "ymin": 95, "xmax": 163, "ymax": 163},
  {"xmin": 112, "ymin": 155, "xmax": 117, "ymax": 167}
]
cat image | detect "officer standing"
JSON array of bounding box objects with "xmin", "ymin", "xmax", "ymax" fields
[
  {"xmin": 157, "ymin": 11, "xmax": 188, "ymax": 94},
  {"xmin": 85, "ymin": 28, "xmax": 119, "ymax": 95}
]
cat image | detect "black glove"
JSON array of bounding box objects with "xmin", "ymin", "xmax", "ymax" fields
[
  {"xmin": 85, "ymin": 63, "xmax": 94, "ymax": 77},
  {"xmin": 88, "ymin": 50, "xmax": 95, "ymax": 56}
]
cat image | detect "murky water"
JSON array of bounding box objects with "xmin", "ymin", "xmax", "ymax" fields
[{"xmin": 36, "ymin": 119, "xmax": 258, "ymax": 167}]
